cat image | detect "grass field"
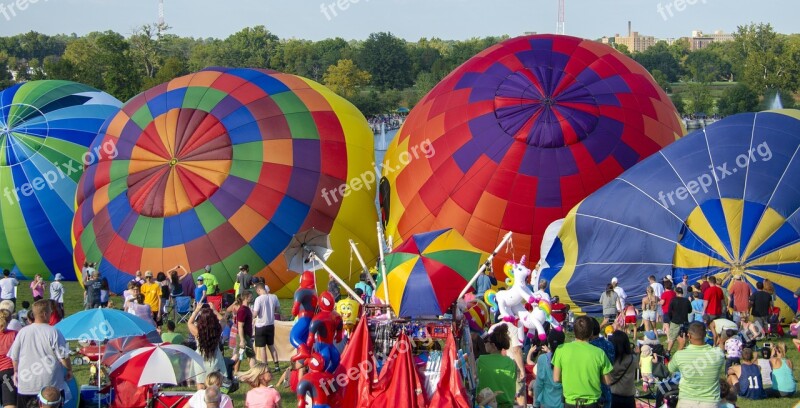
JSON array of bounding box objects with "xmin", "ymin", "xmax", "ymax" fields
[{"xmin": 17, "ymin": 282, "xmax": 800, "ymax": 407}]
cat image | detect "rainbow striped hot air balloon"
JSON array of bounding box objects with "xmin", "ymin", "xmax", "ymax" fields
[
  {"xmin": 0, "ymin": 81, "xmax": 121, "ymax": 280},
  {"xmin": 543, "ymin": 110, "xmax": 800, "ymax": 321},
  {"xmin": 380, "ymin": 34, "xmax": 684, "ymax": 279},
  {"xmin": 72, "ymin": 68, "xmax": 377, "ymax": 295}
]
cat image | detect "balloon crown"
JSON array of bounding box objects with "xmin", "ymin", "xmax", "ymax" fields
[{"xmin": 319, "ymin": 291, "xmax": 335, "ymax": 311}]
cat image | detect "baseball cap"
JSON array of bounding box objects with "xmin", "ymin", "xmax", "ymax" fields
[
  {"xmin": 644, "ymin": 331, "xmax": 657, "ymax": 341},
  {"xmin": 145, "ymin": 271, "xmax": 153, "ymax": 278},
  {"xmin": 204, "ymin": 265, "xmax": 211, "ymax": 272},
  {"xmin": 197, "ymin": 276, "xmax": 204, "ymax": 281},
  {"xmin": 54, "ymin": 273, "xmax": 63, "ymax": 281},
  {"xmin": 611, "ymin": 277, "xmax": 618, "ymax": 284},
  {"xmin": 239, "ymin": 264, "xmax": 249, "ymax": 271}
]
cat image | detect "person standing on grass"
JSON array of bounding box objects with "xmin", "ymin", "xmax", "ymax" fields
[
  {"xmin": 553, "ymin": 316, "xmax": 612, "ymax": 408},
  {"xmin": 477, "ymin": 324, "xmax": 517, "ymax": 408},
  {"xmin": 140, "ymin": 271, "xmax": 162, "ymax": 327},
  {"xmin": 85, "ymin": 271, "xmax": 103, "ymax": 309},
  {"xmin": 641, "ymin": 286, "xmax": 658, "ymax": 333},
  {"xmin": 29, "ymin": 275, "xmax": 44, "ymax": 302},
  {"xmin": 8, "ymin": 300, "xmax": 71, "ymax": 408},
  {"xmin": 49, "ymin": 274, "xmax": 64, "ymax": 317},
  {"xmin": 676, "ymin": 274, "xmax": 689, "ymax": 296},
  {"xmin": 658, "ymin": 280, "xmax": 676, "ymax": 335},
  {"xmin": 200, "ymin": 266, "xmax": 218, "ymax": 296},
  {"xmin": 234, "ymin": 291, "xmax": 254, "ymax": 373},
  {"xmin": 668, "ymin": 322, "xmax": 724, "ymax": 408},
  {"xmin": 611, "ymin": 277, "xmax": 627, "ymax": 311},
  {"xmin": 729, "ymin": 275, "xmax": 751, "ymax": 325},
  {"xmin": 0, "ymin": 310, "xmax": 17, "ymax": 408},
  {"xmin": 749, "ymin": 281, "xmax": 772, "ymax": 330},
  {"xmin": 253, "ymin": 283, "xmax": 280, "ymax": 372},
  {"xmin": 533, "ymin": 329, "xmax": 565, "ymax": 408},
  {"xmin": 0, "ymin": 270, "xmax": 18, "ymax": 307},
  {"xmin": 608, "ymin": 331, "xmax": 637, "ymax": 408},
  {"xmin": 235, "ymin": 265, "xmax": 251, "ymax": 297},
  {"xmin": 195, "ymin": 277, "xmax": 208, "ymax": 305},
  {"xmin": 648, "ymin": 275, "xmax": 665, "ymax": 328},
  {"xmin": 666, "ymin": 287, "xmax": 691, "ymax": 354},
  {"xmin": 703, "ymin": 276, "xmax": 724, "ymax": 320}
]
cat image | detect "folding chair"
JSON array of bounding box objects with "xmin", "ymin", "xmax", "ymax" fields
[
  {"xmin": 174, "ymin": 296, "xmax": 192, "ymax": 324},
  {"xmin": 207, "ymin": 295, "xmax": 223, "ymax": 311}
]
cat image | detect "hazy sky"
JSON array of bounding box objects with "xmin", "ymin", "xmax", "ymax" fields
[{"xmin": 0, "ymin": 0, "xmax": 796, "ymax": 40}]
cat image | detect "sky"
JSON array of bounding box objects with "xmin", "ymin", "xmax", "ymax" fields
[{"xmin": 0, "ymin": 0, "xmax": 796, "ymax": 41}]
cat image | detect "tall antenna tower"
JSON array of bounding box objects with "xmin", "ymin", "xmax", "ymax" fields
[
  {"xmin": 557, "ymin": 0, "xmax": 565, "ymax": 35},
  {"xmin": 158, "ymin": 0, "xmax": 165, "ymax": 27}
]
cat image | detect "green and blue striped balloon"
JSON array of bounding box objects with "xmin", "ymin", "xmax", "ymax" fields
[{"xmin": 0, "ymin": 80, "xmax": 121, "ymax": 280}]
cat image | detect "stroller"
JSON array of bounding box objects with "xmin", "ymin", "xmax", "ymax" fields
[{"xmin": 765, "ymin": 306, "xmax": 785, "ymax": 338}]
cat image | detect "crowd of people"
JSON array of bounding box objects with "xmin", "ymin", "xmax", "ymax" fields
[
  {"xmin": 469, "ymin": 272, "xmax": 800, "ymax": 408},
  {"xmin": 368, "ymin": 113, "xmax": 405, "ymax": 134}
]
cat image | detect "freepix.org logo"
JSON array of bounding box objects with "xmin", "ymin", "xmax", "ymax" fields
[{"xmin": 0, "ymin": 0, "xmax": 47, "ymax": 21}]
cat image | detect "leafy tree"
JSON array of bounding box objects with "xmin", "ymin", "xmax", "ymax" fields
[
  {"xmin": 684, "ymin": 82, "xmax": 713, "ymax": 114},
  {"xmin": 670, "ymin": 93, "xmax": 686, "ymax": 116},
  {"xmin": 611, "ymin": 43, "xmax": 631, "ymax": 57},
  {"xmin": 218, "ymin": 26, "xmax": 280, "ymax": 69},
  {"xmin": 323, "ymin": 59, "xmax": 371, "ymax": 99},
  {"xmin": 143, "ymin": 57, "xmax": 189, "ymax": 89},
  {"xmin": 42, "ymin": 56, "xmax": 76, "ymax": 81},
  {"xmin": 684, "ymin": 49, "xmax": 731, "ymax": 83},
  {"xmin": 0, "ymin": 53, "xmax": 12, "ymax": 89},
  {"xmin": 634, "ymin": 42, "xmax": 683, "ymax": 82},
  {"xmin": 717, "ymin": 83, "xmax": 759, "ymax": 116},
  {"xmin": 351, "ymin": 90, "xmax": 386, "ymax": 117},
  {"xmin": 129, "ymin": 24, "xmax": 163, "ymax": 80},
  {"xmin": 358, "ymin": 32, "xmax": 413, "ymax": 91},
  {"xmin": 732, "ymin": 23, "xmax": 799, "ymax": 93},
  {"xmin": 63, "ymin": 31, "xmax": 142, "ymax": 100},
  {"xmin": 650, "ymin": 69, "xmax": 670, "ymax": 92}
]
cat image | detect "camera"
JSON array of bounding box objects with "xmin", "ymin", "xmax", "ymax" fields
[
  {"xmin": 678, "ymin": 324, "xmax": 689, "ymax": 337},
  {"xmin": 763, "ymin": 342, "xmax": 772, "ymax": 348}
]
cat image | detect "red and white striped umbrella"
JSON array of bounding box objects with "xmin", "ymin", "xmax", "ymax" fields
[{"xmin": 109, "ymin": 344, "xmax": 205, "ymax": 386}]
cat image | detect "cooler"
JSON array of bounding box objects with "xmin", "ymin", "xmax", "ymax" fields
[{"xmin": 79, "ymin": 385, "xmax": 112, "ymax": 408}]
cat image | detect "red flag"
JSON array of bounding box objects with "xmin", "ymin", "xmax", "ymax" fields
[
  {"xmin": 334, "ymin": 318, "xmax": 374, "ymax": 408},
  {"xmin": 371, "ymin": 332, "xmax": 427, "ymax": 408},
  {"xmin": 429, "ymin": 331, "xmax": 471, "ymax": 408}
]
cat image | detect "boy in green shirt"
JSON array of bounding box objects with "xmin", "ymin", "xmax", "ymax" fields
[{"xmin": 553, "ymin": 316, "xmax": 613, "ymax": 407}]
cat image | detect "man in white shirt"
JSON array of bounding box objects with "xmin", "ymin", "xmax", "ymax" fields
[
  {"xmin": 0, "ymin": 269, "xmax": 19, "ymax": 306},
  {"xmin": 648, "ymin": 275, "xmax": 665, "ymax": 326},
  {"xmin": 252, "ymin": 283, "xmax": 280, "ymax": 371},
  {"xmin": 49, "ymin": 274, "xmax": 65, "ymax": 316},
  {"xmin": 611, "ymin": 277, "xmax": 627, "ymax": 311}
]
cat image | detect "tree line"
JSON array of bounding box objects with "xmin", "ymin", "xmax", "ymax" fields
[{"xmin": 0, "ymin": 23, "xmax": 796, "ymax": 117}]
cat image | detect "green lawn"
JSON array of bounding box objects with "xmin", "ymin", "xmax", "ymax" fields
[{"xmin": 18, "ymin": 282, "xmax": 800, "ymax": 407}]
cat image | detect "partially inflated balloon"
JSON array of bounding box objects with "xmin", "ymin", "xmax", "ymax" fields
[
  {"xmin": 73, "ymin": 68, "xmax": 377, "ymax": 295},
  {"xmin": 0, "ymin": 81, "xmax": 121, "ymax": 280},
  {"xmin": 381, "ymin": 35, "xmax": 683, "ymax": 277}
]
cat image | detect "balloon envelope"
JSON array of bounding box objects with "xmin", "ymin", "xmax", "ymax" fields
[
  {"xmin": 381, "ymin": 35, "xmax": 683, "ymax": 276},
  {"xmin": 543, "ymin": 110, "xmax": 800, "ymax": 320},
  {"xmin": 73, "ymin": 68, "xmax": 377, "ymax": 296},
  {"xmin": 0, "ymin": 80, "xmax": 121, "ymax": 280}
]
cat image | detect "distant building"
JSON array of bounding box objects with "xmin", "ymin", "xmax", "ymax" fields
[
  {"xmin": 690, "ymin": 30, "xmax": 734, "ymax": 50},
  {"xmin": 600, "ymin": 22, "xmax": 657, "ymax": 53}
]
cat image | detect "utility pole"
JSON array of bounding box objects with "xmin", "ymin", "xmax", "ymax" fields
[{"xmin": 557, "ymin": 0, "xmax": 565, "ymax": 35}]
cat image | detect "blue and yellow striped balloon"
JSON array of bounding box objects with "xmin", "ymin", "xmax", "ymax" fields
[
  {"xmin": 0, "ymin": 81, "xmax": 121, "ymax": 280},
  {"xmin": 542, "ymin": 110, "xmax": 800, "ymax": 321}
]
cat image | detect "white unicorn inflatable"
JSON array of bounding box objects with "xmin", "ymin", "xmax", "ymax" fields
[
  {"xmin": 495, "ymin": 256, "xmax": 538, "ymax": 323},
  {"xmin": 517, "ymin": 297, "xmax": 562, "ymax": 342}
]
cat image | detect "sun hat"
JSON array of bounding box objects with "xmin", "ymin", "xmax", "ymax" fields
[
  {"xmin": 54, "ymin": 273, "xmax": 63, "ymax": 281},
  {"xmin": 641, "ymin": 344, "xmax": 653, "ymax": 357},
  {"xmin": 644, "ymin": 330, "xmax": 657, "ymax": 341}
]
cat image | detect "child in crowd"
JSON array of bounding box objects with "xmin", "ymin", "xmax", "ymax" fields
[
  {"xmin": 719, "ymin": 380, "xmax": 738, "ymax": 408},
  {"xmin": 639, "ymin": 344, "xmax": 655, "ymax": 392},
  {"xmin": 723, "ymin": 329, "xmax": 742, "ymax": 372},
  {"xmin": 690, "ymin": 291, "xmax": 705, "ymax": 322},
  {"xmin": 727, "ymin": 348, "xmax": 766, "ymax": 400},
  {"xmin": 17, "ymin": 300, "xmax": 29, "ymax": 325},
  {"xmin": 239, "ymin": 361, "xmax": 281, "ymax": 408}
]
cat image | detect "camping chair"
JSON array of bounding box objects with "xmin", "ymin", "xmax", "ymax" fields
[
  {"xmin": 765, "ymin": 306, "xmax": 785, "ymax": 338},
  {"xmin": 173, "ymin": 296, "xmax": 192, "ymax": 324},
  {"xmin": 207, "ymin": 295, "xmax": 223, "ymax": 312}
]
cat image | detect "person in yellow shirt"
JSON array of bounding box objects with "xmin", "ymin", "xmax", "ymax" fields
[
  {"xmin": 200, "ymin": 265, "xmax": 219, "ymax": 296},
  {"xmin": 140, "ymin": 271, "xmax": 162, "ymax": 327}
]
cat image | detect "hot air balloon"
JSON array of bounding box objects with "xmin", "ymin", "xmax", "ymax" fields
[
  {"xmin": 0, "ymin": 81, "xmax": 121, "ymax": 280},
  {"xmin": 542, "ymin": 110, "xmax": 800, "ymax": 320},
  {"xmin": 72, "ymin": 68, "xmax": 377, "ymax": 296},
  {"xmin": 380, "ymin": 35, "xmax": 683, "ymax": 277}
]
